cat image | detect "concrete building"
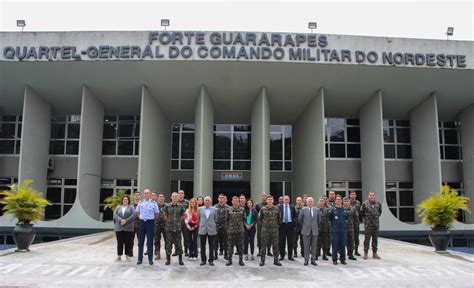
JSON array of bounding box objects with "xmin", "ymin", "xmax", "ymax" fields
[{"xmin": 0, "ymin": 31, "xmax": 472, "ymax": 245}]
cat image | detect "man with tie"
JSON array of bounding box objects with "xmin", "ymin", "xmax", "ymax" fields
[
  {"xmin": 278, "ymin": 195, "xmax": 296, "ymax": 261},
  {"xmin": 298, "ymin": 197, "xmax": 321, "ymax": 266},
  {"xmin": 135, "ymin": 189, "xmax": 160, "ymax": 265},
  {"xmin": 198, "ymin": 196, "xmax": 218, "ymax": 266}
]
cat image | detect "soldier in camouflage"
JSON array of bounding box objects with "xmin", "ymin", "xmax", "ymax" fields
[
  {"xmin": 293, "ymin": 196, "xmax": 304, "ymax": 258},
  {"xmin": 359, "ymin": 191, "xmax": 382, "ymax": 260},
  {"xmin": 327, "ymin": 190, "xmax": 336, "ymax": 208},
  {"xmin": 316, "ymin": 196, "xmax": 330, "ymax": 260},
  {"xmin": 258, "ymin": 195, "xmax": 282, "ymax": 266},
  {"xmin": 177, "ymin": 190, "xmax": 190, "ymax": 257},
  {"xmin": 154, "ymin": 192, "xmax": 167, "ymax": 260},
  {"xmin": 214, "ymin": 193, "xmax": 229, "ymax": 260},
  {"xmin": 226, "ymin": 196, "xmax": 246, "ymax": 266},
  {"xmin": 255, "ymin": 192, "xmax": 267, "ymax": 257},
  {"xmin": 349, "ymin": 191, "xmax": 362, "ymax": 256},
  {"xmin": 163, "ymin": 192, "xmax": 186, "ymax": 265},
  {"xmin": 344, "ymin": 197, "xmax": 358, "ymax": 260}
]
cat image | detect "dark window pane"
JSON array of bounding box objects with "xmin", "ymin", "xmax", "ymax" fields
[
  {"xmin": 214, "ymin": 133, "xmax": 231, "ymax": 159},
  {"xmin": 134, "ymin": 140, "xmax": 139, "ymax": 155},
  {"xmin": 102, "ymin": 141, "xmax": 116, "ymax": 155},
  {"xmin": 0, "ymin": 140, "xmax": 15, "ymax": 154},
  {"xmin": 443, "ymin": 130, "xmax": 459, "ymax": 145},
  {"xmin": 172, "ymin": 124, "xmax": 180, "ymax": 131},
  {"xmin": 66, "ymin": 141, "xmax": 79, "ymax": 155},
  {"xmin": 117, "ymin": 179, "xmax": 132, "ymax": 186},
  {"xmin": 328, "ymin": 118, "xmax": 345, "ymax": 142},
  {"xmin": 384, "ymin": 145, "xmax": 396, "ymax": 159},
  {"xmin": 182, "ymin": 124, "xmax": 195, "ymax": 131},
  {"xmin": 181, "ymin": 133, "xmax": 194, "ymax": 159},
  {"xmin": 63, "ymin": 205, "xmax": 73, "ymax": 215},
  {"xmin": 118, "ymin": 124, "xmax": 134, "ymax": 138},
  {"xmin": 64, "ymin": 179, "xmax": 77, "ymax": 186},
  {"xmin": 134, "ymin": 124, "xmax": 140, "ymax": 137},
  {"xmin": 329, "ymin": 144, "xmax": 345, "ymax": 158},
  {"xmin": 15, "ymin": 140, "xmax": 21, "ymax": 154},
  {"xmin": 49, "ymin": 141, "xmax": 65, "ymax": 155},
  {"xmin": 384, "ymin": 127, "xmax": 395, "ymax": 143},
  {"xmin": 444, "ymin": 146, "xmax": 460, "ymax": 160},
  {"xmin": 118, "ymin": 115, "xmax": 134, "ymax": 121},
  {"xmin": 440, "ymin": 146, "xmax": 444, "ymax": 159},
  {"xmin": 50, "ymin": 124, "xmax": 65, "ymax": 139},
  {"xmin": 104, "ymin": 115, "xmax": 117, "ymax": 122},
  {"xmin": 439, "ymin": 129, "xmax": 443, "ymax": 144},
  {"xmin": 386, "ymin": 191, "xmax": 397, "ymax": 206},
  {"xmin": 284, "ymin": 136, "xmax": 292, "ymax": 160},
  {"xmin": 100, "ymin": 188, "xmax": 113, "ymax": 203},
  {"xmin": 172, "ymin": 133, "xmax": 180, "ymax": 159},
  {"xmin": 171, "ymin": 160, "xmax": 179, "ymax": 169},
  {"xmin": 348, "ymin": 182, "xmax": 362, "ymax": 189},
  {"xmin": 347, "ymin": 127, "xmax": 360, "ymax": 142},
  {"xmin": 270, "ymin": 133, "xmax": 283, "ymax": 160},
  {"xmin": 0, "ymin": 123, "xmax": 16, "ymax": 138},
  {"xmin": 347, "ymin": 144, "xmax": 361, "ymax": 158},
  {"xmin": 46, "ymin": 187, "xmax": 62, "ymax": 203},
  {"xmin": 325, "ymin": 143, "xmax": 328, "ymax": 158},
  {"xmin": 63, "ymin": 188, "xmax": 76, "ymax": 204},
  {"xmin": 399, "ymin": 208, "xmax": 415, "ymax": 222},
  {"xmin": 346, "ymin": 119, "xmax": 359, "ymax": 126},
  {"xmin": 270, "ymin": 161, "xmax": 283, "ymax": 171},
  {"xmin": 233, "ymin": 133, "xmax": 251, "ymax": 159},
  {"xmin": 233, "ymin": 161, "xmax": 251, "ymax": 170},
  {"xmin": 397, "ymin": 145, "xmax": 412, "ymax": 159},
  {"xmin": 285, "ymin": 161, "xmax": 292, "ymax": 171},
  {"xmin": 67, "ymin": 124, "xmax": 80, "ymax": 139},
  {"xmin": 45, "ymin": 205, "xmax": 62, "ymax": 220},
  {"xmin": 399, "ymin": 190, "xmax": 414, "ymax": 206},
  {"xmin": 443, "ymin": 122, "xmax": 456, "ymax": 128},
  {"xmin": 17, "ymin": 124, "xmax": 22, "ymax": 138},
  {"xmin": 396, "ymin": 120, "xmax": 410, "ymax": 127},
  {"xmin": 270, "ymin": 182, "xmax": 283, "ymax": 201},
  {"xmin": 389, "ymin": 208, "xmax": 397, "ymax": 218},
  {"xmin": 399, "ymin": 182, "xmax": 413, "ymax": 189},
  {"xmin": 180, "ymin": 160, "xmax": 194, "ymax": 169},
  {"xmin": 284, "ymin": 182, "xmax": 292, "ymax": 199},
  {"xmin": 103, "ymin": 123, "xmax": 117, "ymax": 139},
  {"xmin": 118, "ymin": 141, "xmax": 134, "ymax": 155},
  {"xmin": 233, "ymin": 125, "xmax": 250, "ymax": 132},
  {"xmin": 2, "ymin": 115, "xmax": 17, "ymax": 122},
  {"xmin": 214, "ymin": 160, "xmax": 230, "ymax": 170},
  {"xmin": 396, "ymin": 128, "xmax": 411, "ymax": 143},
  {"xmin": 171, "ymin": 180, "xmax": 179, "ymax": 192}
]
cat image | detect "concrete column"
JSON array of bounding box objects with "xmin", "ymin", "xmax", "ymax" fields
[
  {"xmin": 359, "ymin": 90, "xmax": 386, "ymax": 204},
  {"xmin": 193, "ymin": 87, "xmax": 214, "ymax": 197},
  {"xmin": 459, "ymin": 104, "xmax": 474, "ymax": 223},
  {"xmin": 138, "ymin": 86, "xmax": 171, "ymax": 198},
  {"xmin": 77, "ymin": 86, "xmax": 104, "ymax": 220},
  {"xmin": 18, "ymin": 86, "xmax": 51, "ymax": 193},
  {"xmin": 251, "ymin": 87, "xmax": 270, "ymax": 201},
  {"xmin": 294, "ymin": 88, "xmax": 326, "ymax": 199},
  {"xmin": 410, "ymin": 93, "xmax": 442, "ymax": 222}
]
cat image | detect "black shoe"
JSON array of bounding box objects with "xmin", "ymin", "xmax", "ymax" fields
[
  {"xmin": 259, "ymin": 260, "xmax": 265, "ymax": 266},
  {"xmin": 294, "ymin": 253, "xmax": 298, "ymax": 258},
  {"xmin": 145, "ymin": 251, "xmax": 148, "ymax": 255},
  {"xmin": 333, "ymin": 261, "xmax": 338, "ymax": 265},
  {"xmin": 165, "ymin": 255, "xmax": 171, "ymax": 265},
  {"xmin": 200, "ymin": 262, "xmax": 206, "ymax": 266},
  {"xmin": 137, "ymin": 260, "xmax": 142, "ymax": 265},
  {"xmin": 274, "ymin": 260, "xmax": 282, "ymax": 266},
  {"xmin": 355, "ymin": 251, "xmax": 361, "ymax": 256},
  {"xmin": 304, "ymin": 261, "xmax": 309, "ymax": 266},
  {"xmin": 178, "ymin": 255, "xmax": 184, "ymax": 265},
  {"xmin": 327, "ymin": 252, "xmax": 332, "ymax": 256},
  {"xmin": 257, "ymin": 252, "xmax": 261, "ymax": 257},
  {"xmin": 341, "ymin": 261, "xmax": 347, "ymax": 265},
  {"xmin": 311, "ymin": 260, "xmax": 318, "ymax": 266},
  {"xmin": 185, "ymin": 252, "xmax": 189, "ymax": 257},
  {"xmin": 288, "ymin": 257, "xmax": 295, "ymax": 261},
  {"xmin": 226, "ymin": 260, "xmax": 232, "ymax": 266},
  {"xmin": 214, "ymin": 255, "xmax": 218, "ymax": 260},
  {"xmin": 149, "ymin": 260, "xmax": 153, "ymax": 265},
  {"xmin": 322, "ymin": 256, "xmax": 328, "ymax": 261},
  {"xmin": 239, "ymin": 259, "xmax": 245, "ymax": 266},
  {"xmin": 349, "ymin": 255, "xmax": 357, "ymax": 261},
  {"xmin": 235, "ymin": 252, "xmax": 239, "ymax": 255},
  {"xmin": 209, "ymin": 261, "xmax": 214, "ymax": 266}
]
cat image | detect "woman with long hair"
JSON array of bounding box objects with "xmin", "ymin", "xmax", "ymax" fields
[
  {"xmin": 185, "ymin": 198, "xmax": 200, "ymax": 260},
  {"xmin": 244, "ymin": 199, "xmax": 258, "ymax": 261}
]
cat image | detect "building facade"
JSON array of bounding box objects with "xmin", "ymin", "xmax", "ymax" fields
[{"xmin": 0, "ymin": 31, "xmax": 473, "ymax": 244}]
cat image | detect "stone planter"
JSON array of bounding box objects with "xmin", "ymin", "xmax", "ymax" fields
[
  {"xmin": 429, "ymin": 226, "xmax": 451, "ymax": 253},
  {"xmin": 13, "ymin": 223, "xmax": 36, "ymax": 252}
]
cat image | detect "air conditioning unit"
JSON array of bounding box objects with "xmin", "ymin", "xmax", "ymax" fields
[{"xmin": 47, "ymin": 157, "xmax": 55, "ymax": 170}]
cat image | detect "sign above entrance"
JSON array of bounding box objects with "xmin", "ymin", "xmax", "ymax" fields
[{"xmin": 221, "ymin": 172, "xmax": 243, "ymax": 181}]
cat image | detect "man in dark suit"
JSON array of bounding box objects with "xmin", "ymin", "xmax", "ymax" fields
[
  {"xmin": 278, "ymin": 195, "xmax": 296, "ymax": 261},
  {"xmin": 299, "ymin": 197, "xmax": 321, "ymax": 266}
]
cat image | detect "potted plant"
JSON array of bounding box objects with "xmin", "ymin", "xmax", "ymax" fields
[
  {"xmin": 416, "ymin": 185, "xmax": 470, "ymax": 253},
  {"xmin": 0, "ymin": 179, "xmax": 51, "ymax": 252}
]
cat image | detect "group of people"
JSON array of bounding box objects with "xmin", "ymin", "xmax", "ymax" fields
[{"xmin": 113, "ymin": 188, "xmax": 382, "ymax": 267}]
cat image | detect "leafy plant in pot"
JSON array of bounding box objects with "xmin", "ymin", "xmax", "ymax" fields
[
  {"xmin": 0, "ymin": 179, "xmax": 51, "ymax": 252},
  {"xmin": 416, "ymin": 185, "xmax": 470, "ymax": 253}
]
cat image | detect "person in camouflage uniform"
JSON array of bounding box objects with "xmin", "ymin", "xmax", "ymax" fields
[
  {"xmin": 130, "ymin": 191, "xmax": 141, "ymax": 257},
  {"xmin": 327, "ymin": 190, "xmax": 336, "ymax": 208},
  {"xmin": 255, "ymin": 193, "xmax": 267, "ymax": 257},
  {"xmin": 163, "ymin": 192, "xmax": 186, "ymax": 265},
  {"xmin": 293, "ymin": 196, "xmax": 304, "ymax": 258},
  {"xmin": 344, "ymin": 197, "xmax": 358, "ymax": 260},
  {"xmin": 349, "ymin": 191, "xmax": 362, "ymax": 256},
  {"xmin": 177, "ymin": 190, "xmax": 190, "ymax": 257},
  {"xmin": 214, "ymin": 193, "xmax": 229, "ymax": 260},
  {"xmin": 316, "ymin": 196, "xmax": 330, "ymax": 260},
  {"xmin": 359, "ymin": 191, "xmax": 382, "ymax": 260},
  {"xmin": 258, "ymin": 195, "xmax": 282, "ymax": 266},
  {"xmin": 154, "ymin": 192, "xmax": 167, "ymax": 260},
  {"xmin": 226, "ymin": 196, "xmax": 246, "ymax": 266}
]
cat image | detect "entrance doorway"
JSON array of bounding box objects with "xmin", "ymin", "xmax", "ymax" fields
[{"xmin": 213, "ymin": 181, "xmax": 250, "ymax": 205}]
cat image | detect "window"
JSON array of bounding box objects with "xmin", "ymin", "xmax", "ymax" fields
[
  {"xmin": 170, "ymin": 180, "xmax": 194, "ymax": 199},
  {"xmin": 213, "ymin": 124, "xmax": 251, "ymax": 171},
  {"xmin": 49, "ymin": 115, "xmax": 80, "ymax": 155},
  {"xmin": 99, "ymin": 179, "xmax": 138, "ymax": 221},
  {"xmin": 102, "ymin": 115, "xmax": 140, "ymax": 156},
  {"xmin": 270, "ymin": 125, "xmax": 292, "ymax": 171},
  {"xmin": 386, "ymin": 181, "xmax": 415, "ymax": 223},
  {"xmin": 325, "ymin": 118, "xmax": 361, "ymax": 159},
  {"xmin": 439, "ymin": 121, "xmax": 462, "ymax": 161},
  {"xmin": 45, "ymin": 178, "xmax": 77, "ymax": 220},
  {"xmin": 445, "ymin": 182, "xmax": 466, "ymax": 223},
  {"xmin": 383, "ymin": 120, "xmax": 412, "ymax": 159},
  {"xmin": 326, "ymin": 181, "xmax": 362, "ymax": 201},
  {"xmin": 270, "ymin": 181, "xmax": 292, "ymax": 202},
  {"xmin": 0, "ymin": 177, "xmax": 18, "ymax": 216},
  {"xmin": 171, "ymin": 124, "xmax": 195, "ymax": 170},
  {"xmin": 0, "ymin": 115, "xmax": 22, "ymax": 155}
]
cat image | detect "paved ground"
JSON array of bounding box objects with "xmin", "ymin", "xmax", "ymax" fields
[{"xmin": 0, "ymin": 232, "xmax": 473, "ymax": 287}]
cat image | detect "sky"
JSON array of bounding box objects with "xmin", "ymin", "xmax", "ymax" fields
[{"xmin": 0, "ymin": 0, "xmax": 473, "ymax": 40}]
